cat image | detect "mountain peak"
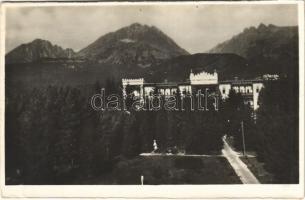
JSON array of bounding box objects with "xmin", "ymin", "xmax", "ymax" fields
[
  {"xmin": 125, "ymin": 23, "xmax": 162, "ymax": 32},
  {"xmin": 117, "ymin": 23, "xmax": 164, "ymax": 38},
  {"xmin": 77, "ymin": 23, "xmax": 189, "ymax": 66},
  {"xmin": 267, "ymin": 24, "xmax": 277, "ymax": 29},
  {"xmin": 118, "ymin": 23, "xmax": 153, "ymax": 35},
  {"xmin": 31, "ymin": 38, "xmax": 50, "ymax": 44},
  {"xmin": 6, "ymin": 39, "xmax": 76, "ymax": 64},
  {"xmin": 210, "ymin": 24, "xmax": 297, "ymax": 57},
  {"xmin": 128, "ymin": 22, "xmax": 146, "ymax": 28},
  {"xmin": 258, "ymin": 23, "xmax": 267, "ymax": 29},
  {"xmin": 208, "ymin": 24, "xmax": 298, "ymax": 77}
]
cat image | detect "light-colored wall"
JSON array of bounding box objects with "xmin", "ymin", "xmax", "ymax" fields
[
  {"xmin": 219, "ymin": 84, "xmax": 231, "ymax": 99},
  {"xmin": 121, "ymin": 76, "xmax": 264, "ymax": 111},
  {"xmin": 245, "ymin": 86, "xmax": 253, "ymax": 93},
  {"xmin": 122, "ymin": 78, "xmax": 144, "ymax": 98},
  {"xmin": 165, "ymin": 88, "xmax": 171, "ymax": 96},
  {"xmin": 190, "ymin": 71, "xmax": 218, "ymax": 85},
  {"xmin": 171, "ymin": 88, "xmax": 177, "ymax": 95},
  {"xmin": 133, "ymin": 90, "xmax": 140, "ymax": 97},
  {"xmin": 179, "ymin": 85, "xmax": 192, "ymax": 95},
  {"xmin": 122, "ymin": 78, "xmax": 144, "ymax": 86},
  {"xmin": 219, "ymin": 82, "xmax": 264, "ymax": 110},
  {"xmin": 144, "ymin": 86, "xmax": 155, "ymax": 96},
  {"xmin": 253, "ymin": 83, "xmax": 264, "ymax": 110}
]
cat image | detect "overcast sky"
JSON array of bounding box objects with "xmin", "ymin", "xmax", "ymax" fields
[{"xmin": 5, "ymin": 3, "xmax": 298, "ymax": 54}]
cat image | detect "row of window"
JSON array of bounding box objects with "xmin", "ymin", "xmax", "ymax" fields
[
  {"xmin": 140, "ymin": 86, "xmax": 261, "ymax": 96},
  {"xmin": 221, "ymin": 87, "xmax": 260, "ymax": 94}
]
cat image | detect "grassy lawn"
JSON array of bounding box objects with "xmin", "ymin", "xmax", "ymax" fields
[
  {"xmin": 107, "ymin": 156, "xmax": 241, "ymax": 184},
  {"xmin": 240, "ymin": 156, "xmax": 274, "ymax": 184}
]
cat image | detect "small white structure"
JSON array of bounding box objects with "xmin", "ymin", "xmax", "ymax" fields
[
  {"xmin": 262, "ymin": 74, "xmax": 279, "ymax": 80},
  {"xmin": 153, "ymin": 139, "xmax": 158, "ymax": 152},
  {"xmin": 190, "ymin": 70, "xmax": 218, "ymax": 85},
  {"xmin": 141, "ymin": 175, "xmax": 144, "ymax": 185}
]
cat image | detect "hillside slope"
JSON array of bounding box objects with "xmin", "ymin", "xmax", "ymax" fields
[{"xmin": 146, "ymin": 53, "xmax": 252, "ymax": 82}]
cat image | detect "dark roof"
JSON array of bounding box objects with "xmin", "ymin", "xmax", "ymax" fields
[
  {"xmin": 220, "ymin": 79, "xmax": 263, "ymax": 85},
  {"xmin": 144, "ymin": 81, "xmax": 190, "ymax": 87}
]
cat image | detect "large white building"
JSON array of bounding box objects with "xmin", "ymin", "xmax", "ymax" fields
[{"xmin": 122, "ymin": 70, "xmax": 264, "ymax": 110}]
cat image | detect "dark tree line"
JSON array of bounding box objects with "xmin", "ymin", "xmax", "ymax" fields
[
  {"xmin": 5, "ymin": 78, "xmax": 225, "ymax": 184},
  {"xmin": 222, "ymin": 78, "xmax": 299, "ymax": 183},
  {"xmin": 253, "ymin": 79, "xmax": 299, "ymax": 183},
  {"xmin": 5, "ymin": 80, "xmax": 136, "ymax": 184}
]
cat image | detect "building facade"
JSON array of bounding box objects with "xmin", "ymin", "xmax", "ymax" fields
[{"xmin": 122, "ymin": 70, "xmax": 264, "ymax": 110}]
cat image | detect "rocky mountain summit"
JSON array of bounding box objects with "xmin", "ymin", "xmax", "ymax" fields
[
  {"xmin": 77, "ymin": 23, "xmax": 189, "ymax": 67},
  {"xmin": 209, "ymin": 24, "xmax": 298, "ymax": 77},
  {"xmin": 209, "ymin": 24, "xmax": 298, "ymax": 59},
  {"xmin": 6, "ymin": 39, "xmax": 76, "ymax": 64}
]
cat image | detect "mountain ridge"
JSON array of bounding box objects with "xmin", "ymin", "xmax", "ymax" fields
[
  {"xmin": 5, "ymin": 23, "xmax": 299, "ymax": 86},
  {"xmin": 6, "ymin": 39, "xmax": 76, "ymax": 64},
  {"xmin": 208, "ymin": 23, "xmax": 298, "ymax": 78},
  {"xmin": 209, "ymin": 23, "xmax": 297, "ymax": 57},
  {"xmin": 6, "ymin": 23, "xmax": 189, "ymax": 67}
]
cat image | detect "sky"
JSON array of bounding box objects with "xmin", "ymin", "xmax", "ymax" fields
[{"xmin": 5, "ymin": 3, "xmax": 298, "ymax": 54}]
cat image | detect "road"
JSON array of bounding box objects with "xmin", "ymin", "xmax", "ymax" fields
[{"xmin": 222, "ymin": 136, "xmax": 260, "ymax": 184}]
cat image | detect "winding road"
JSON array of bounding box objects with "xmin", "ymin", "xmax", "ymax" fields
[{"xmin": 222, "ymin": 136, "xmax": 260, "ymax": 184}]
